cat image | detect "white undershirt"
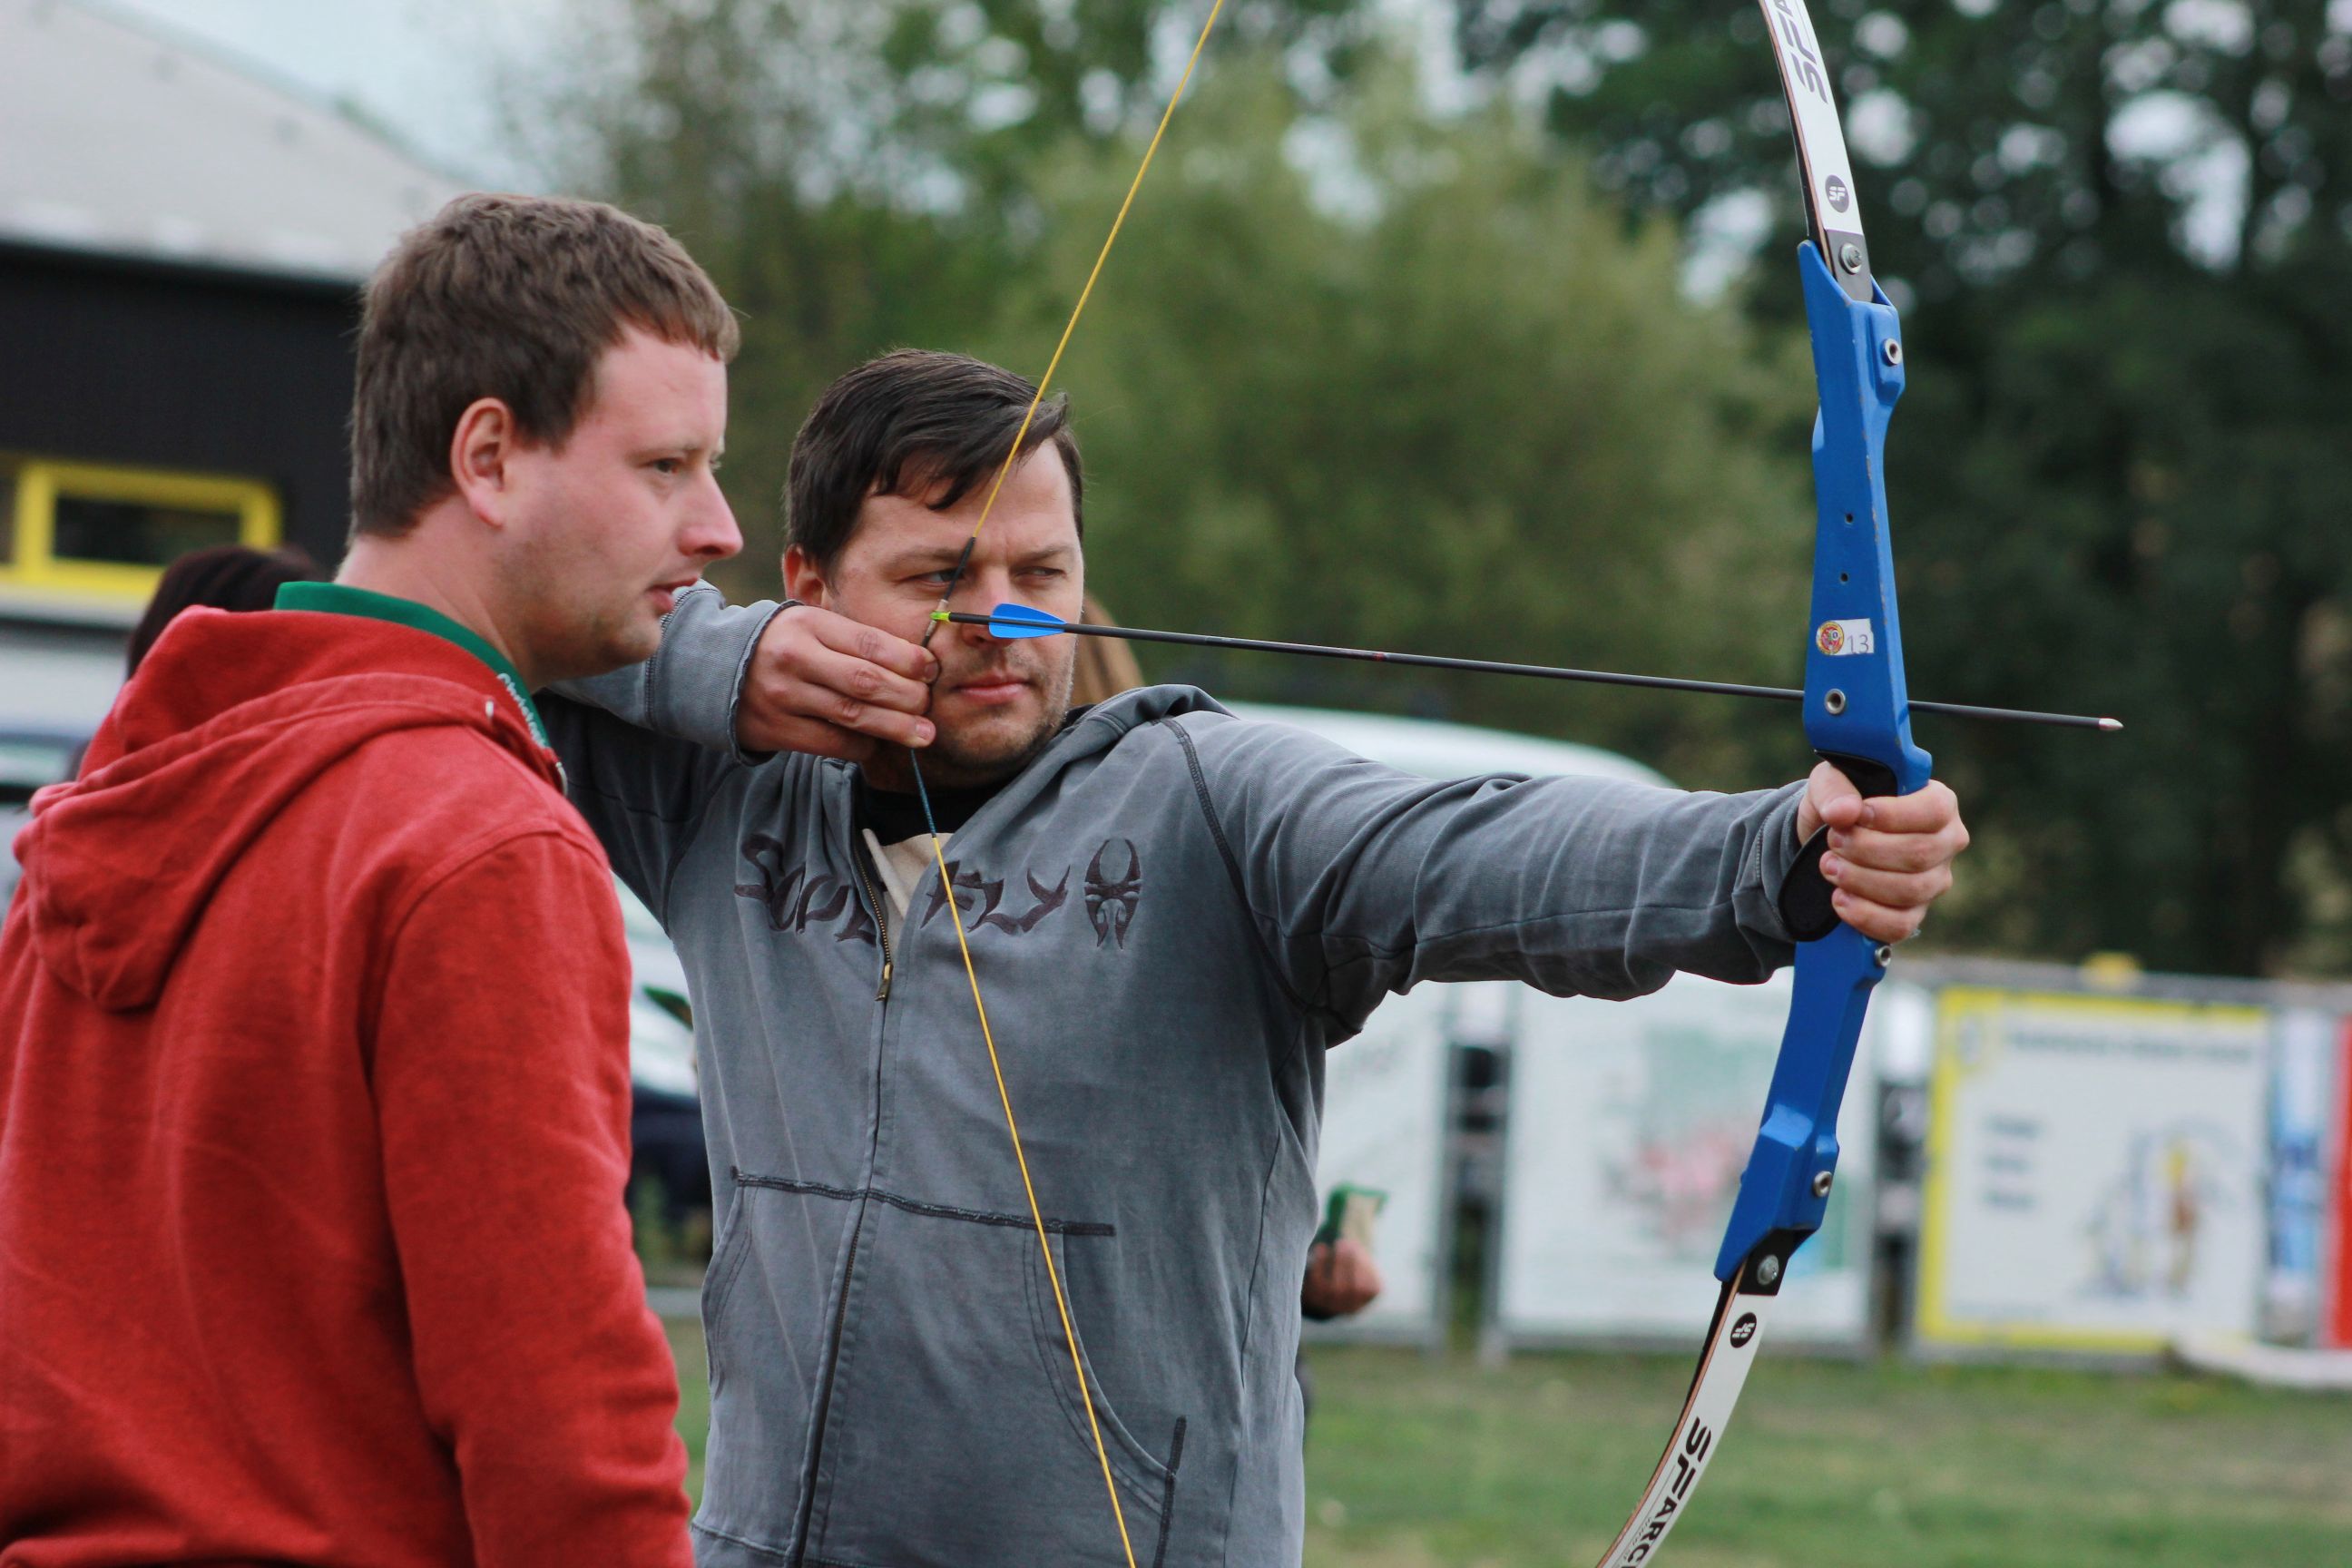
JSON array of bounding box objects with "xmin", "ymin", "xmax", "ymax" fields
[{"xmin": 861, "ymin": 827, "xmax": 941, "ymax": 921}]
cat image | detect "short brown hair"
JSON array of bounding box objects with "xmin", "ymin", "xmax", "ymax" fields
[
  {"xmin": 348, "ymin": 192, "xmax": 739, "ymax": 537},
  {"xmin": 785, "ymin": 349, "xmax": 1083, "ymax": 573}
]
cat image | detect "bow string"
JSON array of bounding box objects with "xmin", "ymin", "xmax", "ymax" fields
[{"xmin": 907, "ymin": 8, "xmax": 1230, "ymax": 1565}]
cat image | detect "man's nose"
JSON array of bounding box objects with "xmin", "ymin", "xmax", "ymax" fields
[{"xmin": 683, "ymin": 474, "xmax": 741, "ymax": 562}]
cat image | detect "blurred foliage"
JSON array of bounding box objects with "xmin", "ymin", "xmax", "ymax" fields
[
  {"xmin": 512, "ymin": 1, "xmax": 1813, "ymax": 788},
  {"xmin": 983, "ymin": 59, "xmax": 1814, "ymax": 784},
  {"xmin": 1461, "ymin": 0, "xmax": 2352, "ymax": 975},
  {"xmin": 514, "ymin": 0, "xmax": 2352, "ymax": 975}
]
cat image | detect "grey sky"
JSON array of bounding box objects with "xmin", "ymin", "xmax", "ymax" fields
[{"xmin": 100, "ymin": 0, "xmax": 559, "ymax": 183}]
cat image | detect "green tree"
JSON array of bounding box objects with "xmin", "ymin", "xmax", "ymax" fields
[
  {"xmin": 990, "ymin": 54, "xmax": 1815, "ymax": 785},
  {"xmin": 516, "ymin": 0, "xmax": 1822, "ymax": 785},
  {"xmin": 1457, "ymin": 0, "xmax": 2352, "ymax": 975}
]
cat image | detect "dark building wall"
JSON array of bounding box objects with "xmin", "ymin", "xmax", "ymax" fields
[{"xmin": 0, "ymin": 240, "xmax": 358, "ymax": 566}]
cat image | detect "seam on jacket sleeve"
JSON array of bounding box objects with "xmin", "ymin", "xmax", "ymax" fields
[{"xmin": 1161, "ymin": 715, "xmax": 1317, "ymax": 1017}]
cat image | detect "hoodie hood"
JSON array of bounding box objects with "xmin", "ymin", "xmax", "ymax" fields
[{"xmin": 15, "ymin": 607, "xmax": 559, "ymax": 1011}]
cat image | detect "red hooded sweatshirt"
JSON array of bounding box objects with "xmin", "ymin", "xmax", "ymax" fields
[{"xmin": 0, "ymin": 597, "xmax": 691, "ymax": 1567}]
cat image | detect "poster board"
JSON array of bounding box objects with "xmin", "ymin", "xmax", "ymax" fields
[
  {"xmin": 2265, "ymin": 1008, "xmax": 2342, "ymax": 1344},
  {"xmin": 2330, "ymin": 1019, "xmax": 2352, "ymax": 1350},
  {"xmin": 1490, "ymin": 971, "xmax": 1895, "ymax": 1348},
  {"xmin": 1917, "ymin": 985, "xmax": 2269, "ymax": 1353},
  {"xmin": 1310, "ymin": 980, "xmax": 1455, "ymax": 1343}
]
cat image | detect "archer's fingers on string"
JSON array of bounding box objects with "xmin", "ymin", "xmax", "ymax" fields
[
  {"xmin": 798, "ymin": 642, "xmax": 936, "ymax": 716},
  {"xmin": 829, "ymin": 692, "xmax": 936, "ymax": 749},
  {"xmin": 765, "ymin": 718, "xmax": 880, "ymax": 765},
  {"xmin": 814, "ymin": 612, "xmax": 938, "ymax": 681},
  {"xmin": 768, "ymin": 677, "xmax": 935, "ymax": 749}
]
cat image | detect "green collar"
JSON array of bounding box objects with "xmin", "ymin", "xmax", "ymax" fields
[{"xmin": 277, "ymin": 581, "xmax": 549, "ymax": 747}]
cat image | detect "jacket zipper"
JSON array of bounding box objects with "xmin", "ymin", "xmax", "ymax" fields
[
  {"xmin": 851, "ymin": 852, "xmax": 894, "ymax": 1001},
  {"xmin": 794, "ymin": 838, "xmax": 896, "ymax": 1561}
]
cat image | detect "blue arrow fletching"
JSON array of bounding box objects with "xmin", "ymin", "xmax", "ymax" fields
[{"xmin": 985, "ymin": 602, "xmax": 1066, "ymax": 639}]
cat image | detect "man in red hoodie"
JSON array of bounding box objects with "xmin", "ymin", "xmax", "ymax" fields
[{"xmin": 0, "ymin": 194, "xmax": 738, "ymax": 1566}]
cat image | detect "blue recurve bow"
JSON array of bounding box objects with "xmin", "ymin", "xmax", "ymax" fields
[{"xmin": 1593, "ymin": 1, "xmax": 1933, "ymax": 1563}]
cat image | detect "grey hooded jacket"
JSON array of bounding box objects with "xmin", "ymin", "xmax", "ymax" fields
[{"xmin": 545, "ymin": 584, "xmax": 1813, "ymax": 1568}]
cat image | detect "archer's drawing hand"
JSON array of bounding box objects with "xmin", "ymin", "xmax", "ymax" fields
[
  {"xmin": 739, "ymin": 604, "xmax": 939, "ymax": 761},
  {"xmin": 1302, "ymin": 1238, "xmax": 1385, "ymax": 1320},
  {"xmin": 1795, "ymin": 761, "xmax": 1968, "ymax": 946}
]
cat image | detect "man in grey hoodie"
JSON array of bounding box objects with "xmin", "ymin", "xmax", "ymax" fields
[{"xmin": 544, "ymin": 348, "xmax": 1967, "ymax": 1568}]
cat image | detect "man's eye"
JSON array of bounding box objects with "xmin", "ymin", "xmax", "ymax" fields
[{"xmin": 651, "ymin": 457, "xmax": 683, "ymax": 475}]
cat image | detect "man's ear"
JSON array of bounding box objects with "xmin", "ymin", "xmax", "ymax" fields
[
  {"xmin": 448, "ymin": 397, "xmax": 520, "ymax": 525},
  {"xmin": 782, "ymin": 544, "xmax": 828, "ymax": 608}
]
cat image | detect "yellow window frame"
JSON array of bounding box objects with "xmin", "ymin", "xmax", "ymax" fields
[{"xmin": 5, "ymin": 458, "xmax": 282, "ymax": 602}]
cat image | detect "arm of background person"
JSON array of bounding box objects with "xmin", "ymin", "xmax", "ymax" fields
[
  {"xmin": 558, "ymin": 581, "xmax": 936, "ymax": 761},
  {"xmin": 373, "ymin": 829, "xmax": 692, "ymax": 1568},
  {"xmin": 540, "ymin": 582, "xmax": 786, "ymax": 916},
  {"xmin": 1172, "ymin": 711, "xmax": 1818, "ymax": 1034},
  {"xmin": 1302, "ymin": 1237, "xmax": 1385, "ymax": 1321}
]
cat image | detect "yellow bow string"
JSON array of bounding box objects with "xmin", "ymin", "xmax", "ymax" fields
[{"xmin": 907, "ymin": 7, "xmax": 1229, "ymax": 1566}]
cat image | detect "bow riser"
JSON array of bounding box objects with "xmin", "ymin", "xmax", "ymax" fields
[
  {"xmin": 1797, "ymin": 245, "xmax": 1932, "ymax": 795},
  {"xmin": 1711, "ymin": 241, "xmax": 1933, "ymax": 1284}
]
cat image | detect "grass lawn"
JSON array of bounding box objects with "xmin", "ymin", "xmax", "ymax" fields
[{"xmin": 659, "ymin": 1318, "xmax": 2352, "ymax": 1565}]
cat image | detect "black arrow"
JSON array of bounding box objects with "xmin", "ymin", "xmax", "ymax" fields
[{"xmin": 940, "ymin": 604, "xmax": 2121, "ymax": 733}]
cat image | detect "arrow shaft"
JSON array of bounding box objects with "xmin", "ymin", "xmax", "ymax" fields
[{"xmin": 944, "ymin": 612, "xmax": 2118, "ymax": 732}]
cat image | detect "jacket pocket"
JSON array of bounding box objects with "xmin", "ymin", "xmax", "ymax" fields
[
  {"xmin": 694, "ymin": 1174, "xmax": 854, "ymax": 1558},
  {"xmin": 699, "ymin": 1184, "xmax": 751, "ymax": 1399},
  {"xmin": 804, "ymin": 1196, "xmax": 1189, "ymax": 1568}
]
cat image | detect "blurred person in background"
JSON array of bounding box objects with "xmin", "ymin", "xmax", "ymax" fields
[
  {"xmin": 2, "ymin": 548, "xmax": 320, "ymax": 920},
  {"xmin": 0, "ymin": 193, "xmax": 738, "ymax": 1568},
  {"xmin": 123, "ymin": 544, "xmax": 324, "ymax": 676},
  {"xmin": 542, "ymin": 348, "xmax": 1966, "ymax": 1568}
]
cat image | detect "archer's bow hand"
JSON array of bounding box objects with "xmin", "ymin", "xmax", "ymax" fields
[
  {"xmin": 740, "ymin": 603, "xmax": 938, "ymax": 761},
  {"xmin": 1796, "ymin": 761, "xmax": 1968, "ymax": 946}
]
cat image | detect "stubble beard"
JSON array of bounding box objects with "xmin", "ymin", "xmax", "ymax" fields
[
  {"xmin": 867, "ymin": 653, "xmax": 1075, "ymax": 793},
  {"xmin": 523, "ymin": 590, "xmax": 660, "ymax": 687}
]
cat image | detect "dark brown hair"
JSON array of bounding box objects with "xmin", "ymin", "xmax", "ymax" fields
[
  {"xmin": 126, "ymin": 544, "xmax": 322, "ymax": 674},
  {"xmin": 348, "ymin": 192, "xmax": 739, "ymax": 538},
  {"xmin": 785, "ymin": 349, "xmax": 1083, "ymax": 573}
]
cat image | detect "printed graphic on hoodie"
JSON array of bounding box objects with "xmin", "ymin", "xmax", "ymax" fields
[{"xmin": 734, "ymin": 833, "xmax": 1140, "ymax": 947}]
